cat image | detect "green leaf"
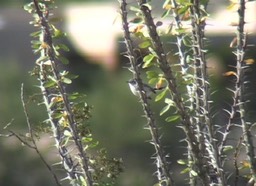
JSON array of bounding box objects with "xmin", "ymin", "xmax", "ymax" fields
[
  {"xmin": 161, "ymin": 9, "xmax": 170, "ymax": 18},
  {"xmin": 160, "ymin": 104, "xmax": 170, "ymax": 116},
  {"xmin": 139, "ymin": 40, "xmax": 151, "ymax": 49},
  {"xmin": 51, "ymin": 112, "xmax": 63, "ymax": 119},
  {"xmin": 155, "ymin": 88, "xmax": 168, "ymax": 102},
  {"xmin": 130, "ymin": 6, "xmax": 141, "ymax": 13},
  {"xmin": 223, "ymin": 145, "xmax": 233, "ymax": 152},
  {"xmin": 23, "ymin": 3, "xmax": 34, "ymax": 13},
  {"xmin": 30, "ymin": 31, "xmax": 41, "ymax": 37},
  {"xmin": 143, "ymin": 54, "xmax": 155, "ymax": 68},
  {"xmin": 148, "ymin": 78, "xmax": 157, "ymax": 85},
  {"xmin": 143, "ymin": 54, "xmax": 155, "ymax": 67},
  {"xmin": 180, "ymin": 167, "xmax": 190, "ymax": 174},
  {"xmin": 182, "ymin": 35, "xmax": 192, "ymax": 46},
  {"xmin": 162, "ymin": 0, "xmax": 171, "ymax": 9},
  {"xmin": 62, "ymin": 77, "xmax": 72, "ymax": 84},
  {"xmin": 177, "ymin": 159, "xmax": 187, "ymax": 165},
  {"xmin": 130, "ymin": 17, "xmax": 143, "ymax": 24},
  {"xmin": 44, "ymin": 80, "xmax": 56, "ymax": 88},
  {"xmin": 190, "ymin": 170, "xmax": 198, "ymax": 177},
  {"xmin": 55, "ymin": 44, "xmax": 70, "ymax": 52},
  {"xmin": 164, "ymin": 98, "xmax": 174, "ymax": 105},
  {"xmin": 146, "ymin": 71, "xmax": 158, "ymax": 79},
  {"xmin": 165, "ymin": 115, "xmax": 180, "ymax": 122},
  {"xmin": 177, "ymin": 5, "xmax": 189, "ymax": 15},
  {"xmin": 64, "ymin": 130, "xmax": 72, "ymax": 137}
]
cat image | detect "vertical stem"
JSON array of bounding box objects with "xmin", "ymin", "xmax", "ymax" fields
[
  {"xmin": 120, "ymin": 1, "xmax": 175, "ymax": 185},
  {"xmin": 236, "ymin": 0, "xmax": 256, "ymax": 181},
  {"xmin": 32, "ymin": 1, "xmax": 93, "ymax": 185}
]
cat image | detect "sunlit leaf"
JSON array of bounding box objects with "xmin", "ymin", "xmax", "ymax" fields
[
  {"xmin": 244, "ymin": 59, "xmax": 255, "ymax": 65},
  {"xmin": 161, "ymin": 9, "xmax": 171, "ymax": 18},
  {"xmin": 227, "ymin": 2, "xmax": 239, "ymax": 11},
  {"xmin": 240, "ymin": 160, "xmax": 250, "ymax": 170},
  {"xmin": 164, "ymin": 98, "xmax": 174, "ymax": 105},
  {"xmin": 160, "ymin": 104, "xmax": 171, "ymax": 116},
  {"xmin": 155, "ymin": 88, "xmax": 168, "ymax": 102},
  {"xmin": 223, "ymin": 71, "xmax": 237, "ymax": 77},
  {"xmin": 156, "ymin": 77, "xmax": 164, "ymax": 89},
  {"xmin": 177, "ymin": 159, "xmax": 187, "ymax": 165},
  {"xmin": 64, "ymin": 130, "xmax": 72, "ymax": 137},
  {"xmin": 143, "ymin": 54, "xmax": 155, "ymax": 68},
  {"xmin": 162, "ymin": 0, "xmax": 171, "ymax": 9},
  {"xmin": 190, "ymin": 170, "xmax": 198, "ymax": 176},
  {"xmin": 180, "ymin": 167, "xmax": 190, "ymax": 174},
  {"xmin": 165, "ymin": 115, "xmax": 180, "ymax": 122},
  {"xmin": 23, "ymin": 3, "xmax": 34, "ymax": 13},
  {"xmin": 62, "ymin": 77, "xmax": 72, "ymax": 84},
  {"xmin": 130, "ymin": 6, "xmax": 141, "ymax": 13},
  {"xmin": 223, "ymin": 145, "xmax": 233, "ymax": 152}
]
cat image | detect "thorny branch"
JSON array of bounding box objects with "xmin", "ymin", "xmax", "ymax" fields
[{"xmin": 120, "ymin": 0, "xmax": 174, "ymax": 185}]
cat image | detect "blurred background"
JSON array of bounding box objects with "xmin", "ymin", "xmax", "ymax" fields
[{"xmin": 0, "ymin": 0, "xmax": 255, "ymax": 185}]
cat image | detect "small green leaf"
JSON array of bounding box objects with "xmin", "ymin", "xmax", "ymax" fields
[
  {"xmin": 162, "ymin": 0, "xmax": 171, "ymax": 9},
  {"xmin": 130, "ymin": 6, "xmax": 141, "ymax": 13},
  {"xmin": 44, "ymin": 80, "xmax": 56, "ymax": 88},
  {"xmin": 190, "ymin": 170, "xmax": 198, "ymax": 177},
  {"xmin": 23, "ymin": 3, "xmax": 34, "ymax": 13},
  {"xmin": 30, "ymin": 31, "xmax": 41, "ymax": 37},
  {"xmin": 130, "ymin": 17, "xmax": 143, "ymax": 24},
  {"xmin": 177, "ymin": 5, "xmax": 189, "ymax": 15},
  {"xmin": 139, "ymin": 40, "xmax": 151, "ymax": 49},
  {"xmin": 164, "ymin": 98, "xmax": 174, "ymax": 105},
  {"xmin": 223, "ymin": 145, "xmax": 233, "ymax": 152},
  {"xmin": 146, "ymin": 71, "xmax": 158, "ymax": 79},
  {"xmin": 182, "ymin": 35, "xmax": 192, "ymax": 46},
  {"xmin": 161, "ymin": 9, "xmax": 170, "ymax": 18},
  {"xmin": 177, "ymin": 159, "xmax": 187, "ymax": 165},
  {"xmin": 148, "ymin": 78, "xmax": 157, "ymax": 85},
  {"xmin": 165, "ymin": 115, "xmax": 180, "ymax": 122},
  {"xmin": 180, "ymin": 167, "xmax": 190, "ymax": 174},
  {"xmin": 64, "ymin": 130, "xmax": 72, "ymax": 137},
  {"xmin": 55, "ymin": 44, "xmax": 70, "ymax": 52},
  {"xmin": 51, "ymin": 112, "xmax": 63, "ymax": 119},
  {"xmin": 155, "ymin": 88, "xmax": 168, "ymax": 102},
  {"xmin": 62, "ymin": 77, "xmax": 72, "ymax": 84},
  {"xmin": 160, "ymin": 104, "xmax": 170, "ymax": 116},
  {"xmin": 143, "ymin": 54, "xmax": 155, "ymax": 68}
]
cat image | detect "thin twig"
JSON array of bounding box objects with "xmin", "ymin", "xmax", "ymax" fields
[{"xmin": 21, "ymin": 83, "xmax": 62, "ymax": 186}]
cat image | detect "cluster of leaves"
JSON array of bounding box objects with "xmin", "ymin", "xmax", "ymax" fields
[{"xmin": 120, "ymin": 0, "xmax": 256, "ymax": 185}]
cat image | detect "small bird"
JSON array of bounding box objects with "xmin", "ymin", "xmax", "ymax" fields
[{"xmin": 127, "ymin": 79, "xmax": 164, "ymax": 99}]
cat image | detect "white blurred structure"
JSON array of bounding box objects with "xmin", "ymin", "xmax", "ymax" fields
[{"xmin": 64, "ymin": 2, "xmax": 256, "ymax": 70}]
